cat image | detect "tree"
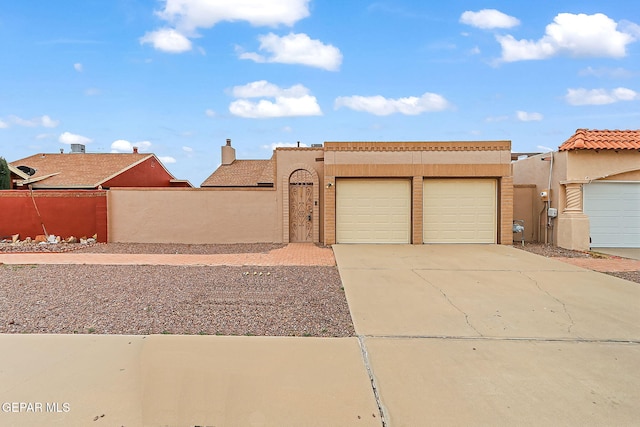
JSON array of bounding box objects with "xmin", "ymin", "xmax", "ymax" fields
[{"xmin": 0, "ymin": 157, "xmax": 11, "ymax": 189}]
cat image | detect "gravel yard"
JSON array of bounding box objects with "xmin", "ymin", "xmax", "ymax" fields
[{"xmin": 0, "ymin": 263, "xmax": 353, "ymax": 337}]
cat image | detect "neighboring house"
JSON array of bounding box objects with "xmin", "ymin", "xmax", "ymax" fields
[
  {"xmin": 9, "ymin": 145, "xmax": 192, "ymax": 189},
  {"xmin": 1, "ymin": 145, "xmax": 191, "ymax": 242},
  {"xmin": 196, "ymin": 138, "xmax": 514, "ymax": 245},
  {"xmin": 513, "ymin": 129, "xmax": 640, "ymax": 250}
]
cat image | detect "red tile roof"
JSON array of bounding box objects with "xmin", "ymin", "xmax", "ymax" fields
[
  {"xmin": 10, "ymin": 153, "xmax": 167, "ymax": 188},
  {"xmin": 200, "ymin": 159, "xmax": 275, "ymax": 187},
  {"xmin": 559, "ymin": 129, "xmax": 640, "ymax": 151}
]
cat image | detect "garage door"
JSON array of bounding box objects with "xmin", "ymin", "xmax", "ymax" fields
[
  {"xmin": 584, "ymin": 181, "xmax": 640, "ymax": 248},
  {"xmin": 423, "ymin": 179, "xmax": 496, "ymax": 243},
  {"xmin": 336, "ymin": 179, "xmax": 411, "ymax": 243}
]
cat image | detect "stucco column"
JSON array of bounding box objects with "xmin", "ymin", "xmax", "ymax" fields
[
  {"xmin": 563, "ymin": 182, "xmax": 583, "ymax": 213},
  {"xmin": 557, "ymin": 181, "xmax": 590, "ymax": 251}
]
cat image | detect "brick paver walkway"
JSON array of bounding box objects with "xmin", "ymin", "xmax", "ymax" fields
[
  {"xmin": 0, "ymin": 243, "xmax": 335, "ymax": 266},
  {"xmin": 554, "ymin": 257, "xmax": 640, "ymax": 272}
]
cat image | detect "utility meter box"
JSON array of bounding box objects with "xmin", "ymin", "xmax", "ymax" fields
[{"xmin": 548, "ymin": 208, "xmax": 558, "ymax": 218}]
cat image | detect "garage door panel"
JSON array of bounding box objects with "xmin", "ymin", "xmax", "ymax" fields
[
  {"xmin": 584, "ymin": 182, "xmax": 640, "ymax": 248},
  {"xmin": 336, "ymin": 179, "xmax": 411, "ymax": 244},
  {"xmin": 424, "ymin": 179, "xmax": 497, "ymax": 244}
]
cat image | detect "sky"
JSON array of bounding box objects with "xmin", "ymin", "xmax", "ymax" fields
[{"xmin": 1, "ymin": 1, "xmax": 639, "ymax": 186}]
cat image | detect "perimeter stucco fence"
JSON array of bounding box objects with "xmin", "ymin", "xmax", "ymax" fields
[
  {"xmin": 107, "ymin": 188, "xmax": 281, "ymax": 244},
  {"xmin": 0, "ymin": 190, "xmax": 108, "ymax": 242}
]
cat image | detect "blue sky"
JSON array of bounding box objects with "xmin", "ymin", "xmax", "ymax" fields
[{"xmin": 1, "ymin": 1, "xmax": 639, "ymax": 186}]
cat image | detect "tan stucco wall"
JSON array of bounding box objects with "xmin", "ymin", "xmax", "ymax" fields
[
  {"xmin": 323, "ymin": 141, "xmax": 513, "ymax": 245},
  {"xmin": 512, "ymin": 152, "xmax": 567, "ymax": 245},
  {"xmin": 108, "ymin": 188, "xmax": 279, "ymax": 243},
  {"xmin": 566, "ymin": 150, "xmax": 640, "ymax": 181}
]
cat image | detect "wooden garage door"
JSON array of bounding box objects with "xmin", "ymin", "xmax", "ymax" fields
[
  {"xmin": 336, "ymin": 179, "xmax": 411, "ymax": 243},
  {"xmin": 423, "ymin": 179, "xmax": 497, "ymax": 243},
  {"xmin": 584, "ymin": 181, "xmax": 640, "ymax": 248}
]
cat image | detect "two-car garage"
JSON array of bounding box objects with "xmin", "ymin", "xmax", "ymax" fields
[{"xmin": 335, "ymin": 178, "xmax": 498, "ymax": 244}]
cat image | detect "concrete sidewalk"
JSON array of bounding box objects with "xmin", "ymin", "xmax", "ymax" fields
[
  {"xmin": 0, "ymin": 243, "xmax": 336, "ymax": 266},
  {"xmin": 0, "ymin": 335, "xmax": 380, "ymax": 426},
  {"xmin": 334, "ymin": 244, "xmax": 640, "ymax": 426}
]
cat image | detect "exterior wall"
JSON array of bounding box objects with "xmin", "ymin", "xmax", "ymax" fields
[
  {"xmin": 103, "ymin": 157, "xmax": 178, "ymax": 188},
  {"xmin": 513, "ymin": 152, "xmax": 568, "ymax": 245},
  {"xmin": 513, "ymin": 185, "xmax": 537, "ymax": 242},
  {"xmin": 514, "ymin": 150, "xmax": 640, "ymax": 250},
  {"xmin": 323, "ymin": 141, "xmax": 513, "ymax": 245},
  {"xmin": 275, "ymin": 148, "xmax": 325, "ymax": 243},
  {"xmin": 108, "ymin": 188, "xmax": 278, "ymax": 243},
  {"xmin": 566, "ymin": 150, "xmax": 640, "ymax": 181},
  {"xmin": 0, "ymin": 190, "xmax": 107, "ymax": 242}
]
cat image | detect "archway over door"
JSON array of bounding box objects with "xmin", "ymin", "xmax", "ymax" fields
[{"xmin": 289, "ymin": 169, "xmax": 314, "ymax": 242}]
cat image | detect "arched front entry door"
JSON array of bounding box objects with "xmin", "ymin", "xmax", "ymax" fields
[{"xmin": 289, "ymin": 169, "xmax": 313, "ymax": 242}]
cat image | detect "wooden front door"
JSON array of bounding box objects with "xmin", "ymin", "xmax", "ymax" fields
[{"xmin": 289, "ymin": 170, "xmax": 313, "ymax": 242}]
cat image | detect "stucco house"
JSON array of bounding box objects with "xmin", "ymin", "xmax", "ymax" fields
[
  {"xmin": 513, "ymin": 129, "xmax": 640, "ymax": 250},
  {"xmin": 198, "ymin": 138, "xmax": 514, "ymax": 245}
]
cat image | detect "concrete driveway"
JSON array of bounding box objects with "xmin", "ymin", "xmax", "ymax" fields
[{"xmin": 334, "ymin": 244, "xmax": 640, "ymax": 426}]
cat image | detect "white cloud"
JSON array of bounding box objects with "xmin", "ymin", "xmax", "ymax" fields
[
  {"xmin": 238, "ymin": 32, "xmax": 342, "ymax": 71},
  {"xmin": 35, "ymin": 133, "xmax": 54, "ymax": 140},
  {"xmin": 0, "ymin": 119, "xmax": 8, "ymax": 129},
  {"xmin": 8, "ymin": 115, "xmax": 59, "ymax": 128},
  {"xmin": 144, "ymin": 0, "xmax": 310, "ymax": 53},
  {"xmin": 157, "ymin": 0, "xmax": 310, "ymax": 32},
  {"xmin": 334, "ymin": 92, "xmax": 451, "ymax": 116},
  {"xmin": 537, "ymin": 145, "xmax": 554, "ymax": 152},
  {"xmin": 74, "ymin": 63, "xmax": 83, "ymax": 72},
  {"xmin": 564, "ymin": 87, "xmax": 639, "ymax": 105},
  {"xmin": 262, "ymin": 141, "xmax": 308, "ymax": 150},
  {"xmin": 159, "ymin": 156, "xmax": 176, "ymax": 164},
  {"xmin": 205, "ymin": 109, "xmax": 216, "ymax": 117},
  {"xmin": 497, "ymin": 13, "xmax": 636, "ymax": 62},
  {"xmin": 516, "ymin": 111, "xmax": 543, "ymax": 121},
  {"xmin": 228, "ymin": 81, "xmax": 322, "ymax": 118},
  {"xmin": 230, "ymin": 80, "xmax": 309, "ymax": 98},
  {"xmin": 460, "ymin": 9, "xmax": 520, "ymax": 29},
  {"xmin": 182, "ymin": 146, "xmax": 193, "ymax": 152},
  {"xmin": 230, "ymin": 95, "xmax": 322, "ymax": 118},
  {"xmin": 140, "ymin": 28, "xmax": 192, "ymax": 53},
  {"xmin": 84, "ymin": 88, "xmax": 101, "ymax": 96},
  {"xmin": 110, "ymin": 139, "xmax": 152, "ymax": 152},
  {"xmin": 59, "ymin": 132, "xmax": 92, "ymax": 145}
]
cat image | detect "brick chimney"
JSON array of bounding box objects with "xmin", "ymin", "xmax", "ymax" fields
[
  {"xmin": 133, "ymin": 146, "xmax": 138, "ymax": 154},
  {"xmin": 221, "ymin": 138, "xmax": 236, "ymax": 165}
]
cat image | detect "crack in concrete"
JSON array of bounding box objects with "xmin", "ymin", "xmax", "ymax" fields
[
  {"xmin": 413, "ymin": 270, "xmax": 483, "ymax": 337},
  {"xmin": 522, "ymin": 272, "xmax": 577, "ymax": 335},
  {"xmin": 357, "ymin": 335, "xmax": 388, "ymax": 427}
]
